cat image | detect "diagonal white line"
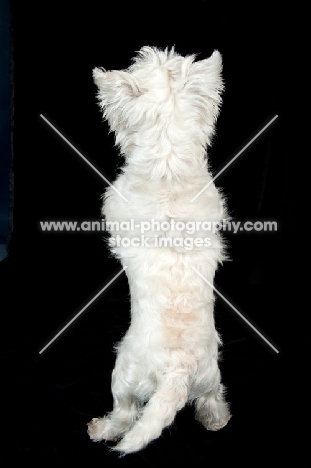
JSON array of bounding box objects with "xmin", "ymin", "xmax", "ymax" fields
[
  {"xmin": 191, "ymin": 115, "xmax": 278, "ymax": 202},
  {"xmin": 40, "ymin": 114, "xmax": 128, "ymax": 202},
  {"xmin": 191, "ymin": 266, "xmax": 279, "ymax": 353},
  {"xmin": 39, "ymin": 266, "xmax": 128, "ymax": 354}
]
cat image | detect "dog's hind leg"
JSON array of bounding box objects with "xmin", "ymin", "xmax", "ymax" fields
[
  {"xmin": 112, "ymin": 370, "xmax": 189, "ymax": 455},
  {"xmin": 87, "ymin": 356, "xmax": 140, "ymax": 442},
  {"xmin": 87, "ymin": 397, "xmax": 137, "ymax": 443},
  {"xmin": 195, "ymin": 382, "xmax": 231, "ymax": 431}
]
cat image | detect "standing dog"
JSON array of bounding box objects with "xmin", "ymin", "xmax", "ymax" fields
[{"xmin": 87, "ymin": 46, "xmax": 231, "ymax": 455}]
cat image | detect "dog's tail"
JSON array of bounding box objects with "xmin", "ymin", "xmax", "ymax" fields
[{"xmin": 112, "ymin": 370, "xmax": 189, "ymax": 455}]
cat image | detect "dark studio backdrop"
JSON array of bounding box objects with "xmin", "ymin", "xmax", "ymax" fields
[{"xmin": 1, "ymin": 0, "xmax": 301, "ymax": 465}]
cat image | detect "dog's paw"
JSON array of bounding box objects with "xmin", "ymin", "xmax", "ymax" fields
[
  {"xmin": 205, "ymin": 412, "xmax": 231, "ymax": 431},
  {"xmin": 197, "ymin": 410, "xmax": 231, "ymax": 431},
  {"xmin": 87, "ymin": 417, "xmax": 119, "ymax": 442},
  {"xmin": 196, "ymin": 396, "xmax": 232, "ymax": 432},
  {"xmin": 112, "ymin": 432, "xmax": 147, "ymax": 456}
]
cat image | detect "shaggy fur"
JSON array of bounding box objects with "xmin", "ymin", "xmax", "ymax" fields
[{"xmin": 87, "ymin": 46, "xmax": 231, "ymax": 455}]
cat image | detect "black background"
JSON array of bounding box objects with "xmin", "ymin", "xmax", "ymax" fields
[{"xmin": 1, "ymin": 1, "xmax": 301, "ymax": 465}]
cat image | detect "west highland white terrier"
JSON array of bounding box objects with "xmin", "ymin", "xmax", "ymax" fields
[{"xmin": 87, "ymin": 46, "xmax": 231, "ymax": 455}]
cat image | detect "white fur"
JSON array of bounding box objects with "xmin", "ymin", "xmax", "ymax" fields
[{"xmin": 87, "ymin": 46, "xmax": 231, "ymax": 455}]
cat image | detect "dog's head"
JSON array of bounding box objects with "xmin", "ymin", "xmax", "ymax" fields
[{"xmin": 93, "ymin": 46, "xmax": 223, "ymax": 153}]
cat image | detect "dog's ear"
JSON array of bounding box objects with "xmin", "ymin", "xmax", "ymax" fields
[
  {"xmin": 186, "ymin": 50, "xmax": 223, "ymax": 102},
  {"xmin": 93, "ymin": 67, "xmax": 106, "ymax": 85},
  {"xmin": 93, "ymin": 68, "xmax": 141, "ymax": 102},
  {"xmin": 181, "ymin": 51, "xmax": 224, "ymax": 144},
  {"xmin": 93, "ymin": 67, "xmax": 143, "ymax": 130},
  {"xmin": 197, "ymin": 50, "xmax": 223, "ymax": 83}
]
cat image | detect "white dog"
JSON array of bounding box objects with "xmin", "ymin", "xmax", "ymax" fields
[{"xmin": 87, "ymin": 46, "xmax": 231, "ymax": 455}]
